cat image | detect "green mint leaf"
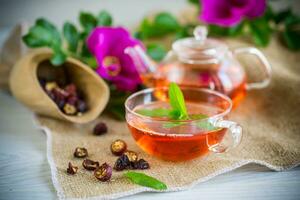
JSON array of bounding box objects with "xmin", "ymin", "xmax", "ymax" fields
[
  {"xmin": 162, "ymin": 114, "xmax": 208, "ymax": 129},
  {"xmin": 136, "ymin": 108, "xmax": 171, "ymax": 117},
  {"xmin": 195, "ymin": 121, "xmax": 218, "ymax": 131},
  {"xmin": 162, "ymin": 121, "xmax": 185, "ymax": 129},
  {"xmin": 146, "ymin": 43, "xmax": 167, "ymax": 61},
  {"xmin": 79, "ymin": 12, "xmax": 97, "ymax": 32},
  {"xmin": 248, "ymin": 17, "xmax": 272, "ymax": 47},
  {"xmin": 124, "ymin": 172, "xmax": 167, "ymax": 190},
  {"xmin": 168, "ymin": 82, "xmax": 188, "ymax": 119},
  {"xmin": 97, "ymin": 10, "xmax": 113, "ymax": 26},
  {"xmin": 63, "ymin": 22, "xmax": 79, "ymax": 53}
]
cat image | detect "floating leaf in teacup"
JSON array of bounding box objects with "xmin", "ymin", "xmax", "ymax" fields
[
  {"xmin": 135, "ymin": 82, "xmax": 217, "ymax": 131},
  {"xmin": 136, "ymin": 108, "xmax": 172, "ymax": 118}
]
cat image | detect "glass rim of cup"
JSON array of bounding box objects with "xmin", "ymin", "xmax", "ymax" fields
[{"xmin": 125, "ymin": 87, "xmax": 233, "ymax": 123}]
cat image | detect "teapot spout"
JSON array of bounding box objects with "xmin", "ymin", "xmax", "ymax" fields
[{"xmin": 125, "ymin": 45, "xmax": 158, "ymax": 75}]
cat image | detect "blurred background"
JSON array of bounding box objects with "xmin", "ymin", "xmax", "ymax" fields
[{"xmin": 0, "ymin": 0, "xmax": 299, "ymax": 28}]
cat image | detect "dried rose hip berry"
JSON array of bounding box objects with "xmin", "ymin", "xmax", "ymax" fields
[
  {"xmin": 134, "ymin": 159, "xmax": 150, "ymax": 170},
  {"xmin": 63, "ymin": 103, "xmax": 77, "ymax": 115},
  {"xmin": 67, "ymin": 95, "xmax": 78, "ymax": 105},
  {"xmin": 77, "ymin": 100, "xmax": 87, "ymax": 113},
  {"xmin": 45, "ymin": 82, "xmax": 58, "ymax": 92},
  {"xmin": 124, "ymin": 150, "xmax": 138, "ymax": 162},
  {"xmin": 93, "ymin": 122, "xmax": 107, "ymax": 135},
  {"xmin": 74, "ymin": 147, "xmax": 88, "ymax": 158},
  {"xmin": 53, "ymin": 88, "xmax": 69, "ymax": 99},
  {"xmin": 65, "ymin": 84, "xmax": 77, "ymax": 96},
  {"xmin": 94, "ymin": 163, "xmax": 112, "ymax": 182},
  {"xmin": 67, "ymin": 162, "xmax": 78, "ymax": 175},
  {"xmin": 114, "ymin": 154, "xmax": 130, "ymax": 171},
  {"xmin": 111, "ymin": 139, "xmax": 127, "ymax": 156},
  {"xmin": 82, "ymin": 159, "xmax": 100, "ymax": 171}
]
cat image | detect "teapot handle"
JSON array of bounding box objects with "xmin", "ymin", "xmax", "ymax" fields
[{"xmin": 233, "ymin": 47, "xmax": 272, "ymax": 90}]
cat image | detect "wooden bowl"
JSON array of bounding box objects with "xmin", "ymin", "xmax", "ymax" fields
[{"xmin": 9, "ymin": 48, "xmax": 109, "ymax": 124}]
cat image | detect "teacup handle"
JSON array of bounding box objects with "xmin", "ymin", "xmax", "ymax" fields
[
  {"xmin": 208, "ymin": 119, "xmax": 243, "ymax": 153},
  {"xmin": 233, "ymin": 47, "xmax": 272, "ymax": 90}
]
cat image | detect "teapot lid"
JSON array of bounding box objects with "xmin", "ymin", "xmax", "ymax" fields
[{"xmin": 172, "ymin": 26, "xmax": 228, "ymax": 64}]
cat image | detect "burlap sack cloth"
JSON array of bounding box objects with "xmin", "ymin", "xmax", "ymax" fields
[{"xmin": 1, "ymin": 25, "xmax": 300, "ymax": 200}]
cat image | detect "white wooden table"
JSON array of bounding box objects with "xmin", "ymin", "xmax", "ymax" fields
[{"xmin": 0, "ymin": 1, "xmax": 300, "ymax": 199}]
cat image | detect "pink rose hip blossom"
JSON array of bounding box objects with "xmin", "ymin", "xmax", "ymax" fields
[
  {"xmin": 200, "ymin": 0, "xmax": 266, "ymax": 27},
  {"xmin": 87, "ymin": 27, "xmax": 143, "ymax": 91}
]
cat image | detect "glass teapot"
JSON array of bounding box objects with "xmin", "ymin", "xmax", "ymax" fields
[{"xmin": 125, "ymin": 26, "xmax": 271, "ymax": 106}]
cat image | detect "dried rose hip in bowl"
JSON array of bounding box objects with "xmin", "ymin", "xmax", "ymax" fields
[
  {"xmin": 74, "ymin": 147, "xmax": 88, "ymax": 158},
  {"xmin": 39, "ymin": 79, "xmax": 88, "ymax": 116},
  {"xmin": 111, "ymin": 139, "xmax": 127, "ymax": 156},
  {"xmin": 82, "ymin": 159, "xmax": 100, "ymax": 171},
  {"xmin": 94, "ymin": 163, "xmax": 112, "ymax": 182},
  {"xmin": 93, "ymin": 122, "xmax": 108, "ymax": 135},
  {"xmin": 67, "ymin": 162, "xmax": 78, "ymax": 175}
]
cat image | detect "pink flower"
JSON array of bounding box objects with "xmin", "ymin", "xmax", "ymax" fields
[
  {"xmin": 200, "ymin": 0, "xmax": 266, "ymax": 27},
  {"xmin": 87, "ymin": 27, "xmax": 143, "ymax": 91}
]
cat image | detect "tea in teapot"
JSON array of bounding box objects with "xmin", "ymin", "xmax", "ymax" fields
[{"xmin": 126, "ymin": 26, "xmax": 271, "ymax": 106}]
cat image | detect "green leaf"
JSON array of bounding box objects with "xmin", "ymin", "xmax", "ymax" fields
[
  {"xmin": 23, "ymin": 25, "xmax": 54, "ymax": 47},
  {"xmin": 79, "ymin": 12, "xmax": 97, "ymax": 32},
  {"xmin": 97, "ymin": 10, "xmax": 113, "ymax": 26},
  {"xmin": 248, "ymin": 17, "xmax": 272, "ymax": 47},
  {"xmin": 282, "ymin": 15, "xmax": 300, "ymax": 50},
  {"xmin": 22, "ymin": 18, "xmax": 65, "ymax": 66},
  {"xmin": 146, "ymin": 43, "xmax": 167, "ymax": 61},
  {"xmin": 154, "ymin": 12, "xmax": 180, "ymax": 32},
  {"xmin": 195, "ymin": 121, "xmax": 218, "ymax": 131},
  {"xmin": 50, "ymin": 50, "xmax": 67, "ymax": 66},
  {"xmin": 274, "ymin": 8, "xmax": 292, "ymax": 24},
  {"xmin": 63, "ymin": 22, "xmax": 79, "ymax": 52},
  {"xmin": 188, "ymin": 0, "xmax": 200, "ymax": 6},
  {"xmin": 124, "ymin": 171, "xmax": 167, "ymax": 190},
  {"xmin": 50, "ymin": 44, "xmax": 67, "ymax": 66},
  {"xmin": 227, "ymin": 22, "xmax": 244, "ymax": 36},
  {"xmin": 208, "ymin": 25, "xmax": 229, "ymax": 36},
  {"xmin": 139, "ymin": 12, "xmax": 180, "ymax": 39},
  {"xmin": 162, "ymin": 113, "xmax": 209, "ymax": 129},
  {"xmin": 175, "ymin": 24, "xmax": 194, "ymax": 39},
  {"xmin": 81, "ymin": 56, "xmax": 98, "ymax": 68},
  {"xmin": 36, "ymin": 18, "xmax": 61, "ymax": 43},
  {"xmin": 136, "ymin": 108, "xmax": 171, "ymax": 117},
  {"xmin": 208, "ymin": 22, "xmax": 244, "ymax": 37},
  {"xmin": 168, "ymin": 82, "xmax": 188, "ymax": 119}
]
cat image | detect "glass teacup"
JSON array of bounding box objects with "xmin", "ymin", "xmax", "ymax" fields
[{"xmin": 125, "ymin": 87, "xmax": 242, "ymax": 161}]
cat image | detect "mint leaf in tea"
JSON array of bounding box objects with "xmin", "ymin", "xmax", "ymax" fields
[{"xmin": 134, "ymin": 82, "xmax": 217, "ymax": 131}]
